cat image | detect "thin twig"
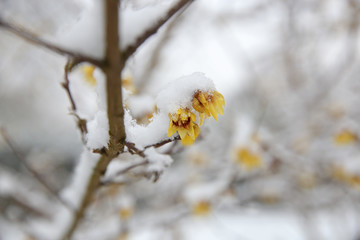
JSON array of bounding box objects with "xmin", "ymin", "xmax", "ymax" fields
[
  {"xmin": 2, "ymin": 214, "xmax": 36, "ymax": 239},
  {"xmin": 114, "ymin": 160, "xmax": 149, "ymax": 175},
  {"xmin": 4, "ymin": 195, "xmax": 50, "ymax": 219},
  {"xmin": 62, "ymin": 61, "xmax": 78, "ymax": 112},
  {"xmin": 62, "ymin": 60, "xmax": 88, "ymax": 141},
  {"xmin": 125, "ymin": 136, "xmax": 181, "ymax": 158},
  {"xmin": 136, "ymin": 4, "xmax": 189, "ymax": 93},
  {"xmin": 115, "ymin": 137, "xmax": 181, "ymax": 184},
  {"xmin": 0, "ymin": 128, "xmax": 72, "ymax": 210},
  {"xmin": 125, "ymin": 142, "xmax": 146, "ymax": 157},
  {"xmin": 0, "ymin": 18, "xmax": 104, "ymax": 67},
  {"xmin": 101, "ymin": 160, "xmax": 149, "ymax": 185},
  {"xmin": 122, "ymin": 0, "xmax": 194, "ymax": 60},
  {"xmin": 144, "ymin": 136, "xmax": 181, "ymax": 149}
]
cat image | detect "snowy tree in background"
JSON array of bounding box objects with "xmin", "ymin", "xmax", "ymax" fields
[
  {"xmin": 0, "ymin": 0, "xmax": 226, "ymax": 239},
  {"xmin": 1, "ymin": 0, "xmax": 360, "ymax": 240}
]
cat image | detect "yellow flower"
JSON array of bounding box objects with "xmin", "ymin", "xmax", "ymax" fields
[
  {"xmin": 259, "ymin": 193, "xmax": 279, "ymax": 204},
  {"xmin": 168, "ymin": 108, "xmax": 200, "ymax": 145},
  {"xmin": 116, "ymin": 232, "xmax": 128, "ymax": 240},
  {"xmin": 297, "ymin": 172, "xmax": 317, "ymax": 190},
  {"xmin": 82, "ymin": 65, "xmax": 97, "ymax": 86},
  {"xmin": 334, "ymin": 129, "xmax": 357, "ymax": 145},
  {"xmin": 350, "ymin": 175, "xmax": 360, "ymax": 189},
  {"xmin": 331, "ymin": 165, "xmax": 360, "ymax": 189},
  {"xmin": 192, "ymin": 201, "xmax": 211, "ymax": 216},
  {"xmin": 235, "ymin": 147, "xmax": 262, "ymax": 170},
  {"xmin": 118, "ymin": 207, "xmax": 133, "ymax": 220},
  {"xmin": 192, "ymin": 90, "xmax": 225, "ymax": 125}
]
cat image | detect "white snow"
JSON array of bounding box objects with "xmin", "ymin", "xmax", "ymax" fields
[
  {"xmin": 120, "ymin": 1, "xmax": 174, "ymax": 50},
  {"xmin": 127, "ymin": 94, "xmax": 155, "ymax": 118},
  {"xmin": 93, "ymin": 66, "xmax": 107, "ymax": 111},
  {"xmin": 180, "ymin": 210, "xmax": 306, "ymax": 240},
  {"xmin": 103, "ymin": 155, "xmax": 144, "ymax": 183},
  {"xmin": 0, "ymin": 219, "xmax": 27, "ymax": 240},
  {"xmin": 68, "ymin": 65, "xmax": 98, "ymax": 120},
  {"xmin": 49, "ymin": 0, "xmax": 105, "ymax": 59},
  {"xmin": 86, "ymin": 110, "xmax": 109, "ymax": 149},
  {"xmin": 125, "ymin": 109, "xmax": 169, "ymax": 148},
  {"xmin": 144, "ymin": 147, "xmax": 173, "ymax": 173},
  {"xmin": 156, "ymin": 72, "xmax": 216, "ymax": 114},
  {"xmin": 73, "ymin": 216, "xmax": 121, "ymax": 240},
  {"xmin": 183, "ymin": 178, "xmax": 230, "ymax": 204},
  {"xmin": 61, "ymin": 148, "xmax": 100, "ymax": 208}
]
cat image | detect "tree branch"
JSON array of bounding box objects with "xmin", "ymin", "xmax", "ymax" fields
[
  {"xmin": 105, "ymin": 0, "xmax": 126, "ymax": 155},
  {"xmin": 4, "ymin": 195, "xmax": 50, "ymax": 219},
  {"xmin": 0, "ymin": 128, "xmax": 72, "ymax": 210},
  {"xmin": 122, "ymin": 0, "xmax": 194, "ymax": 60},
  {"xmin": 0, "ymin": 17, "xmax": 104, "ymax": 67}
]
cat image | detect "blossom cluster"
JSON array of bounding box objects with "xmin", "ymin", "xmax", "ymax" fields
[{"xmin": 168, "ymin": 90, "xmax": 225, "ymax": 145}]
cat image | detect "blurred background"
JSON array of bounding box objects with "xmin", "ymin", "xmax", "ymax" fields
[{"xmin": 1, "ymin": 0, "xmax": 360, "ymax": 239}]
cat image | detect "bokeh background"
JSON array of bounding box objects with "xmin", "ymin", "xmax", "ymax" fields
[{"xmin": 1, "ymin": 0, "xmax": 360, "ymax": 239}]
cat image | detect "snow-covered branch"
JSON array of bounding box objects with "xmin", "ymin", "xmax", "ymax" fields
[
  {"xmin": 0, "ymin": 17, "xmax": 104, "ymax": 67},
  {"xmin": 0, "ymin": 128, "xmax": 71, "ymax": 210},
  {"xmin": 122, "ymin": 0, "xmax": 194, "ymax": 60}
]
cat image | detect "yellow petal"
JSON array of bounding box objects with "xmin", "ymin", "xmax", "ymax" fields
[
  {"xmin": 199, "ymin": 92, "xmax": 208, "ymax": 104},
  {"xmin": 194, "ymin": 124, "xmax": 200, "ymax": 138},
  {"xmin": 334, "ymin": 129, "xmax": 357, "ymax": 145},
  {"xmin": 178, "ymin": 128, "xmax": 188, "ymax": 139},
  {"xmin": 214, "ymin": 91, "xmax": 225, "ymax": 103},
  {"xmin": 192, "ymin": 201, "xmax": 211, "ymax": 216},
  {"xmin": 192, "ymin": 98, "xmax": 203, "ymax": 113},
  {"xmin": 199, "ymin": 113, "xmax": 205, "ymax": 126},
  {"xmin": 188, "ymin": 123, "xmax": 195, "ymax": 140},
  {"xmin": 118, "ymin": 208, "xmax": 133, "ymax": 220},
  {"xmin": 190, "ymin": 112, "xmax": 196, "ymax": 122},
  {"xmin": 82, "ymin": 65, "xmax": 97, "ymax": 86},
  {"xmin": 168, "ymin": 121, "xmax": 177, "ymax": 137},
  {"xmin": 235, "ymin": 147, "xmax": 262, "ymax": 171},
  {"xmin": 209, "ymin": 103, "xmax": 218, "ymax": 120},
  {"xmin": 176, "ymin": 109, "xmax": 183, "ymax": 115},
  {"xmin": 204, "ymin": 109, "xmax": 211, "ymax": 118},
  {"xmin": 215, "ymin": 102, "xmax": 224, "ymax": 115},
  {"xmin": 181, "ymin": 135, "xmax": 195, "ymax": 145}
]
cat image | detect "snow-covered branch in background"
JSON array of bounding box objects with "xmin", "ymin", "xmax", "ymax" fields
[{"xmin": 0, "ymin": 17, "xmax": 104, "ymax": 67}]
